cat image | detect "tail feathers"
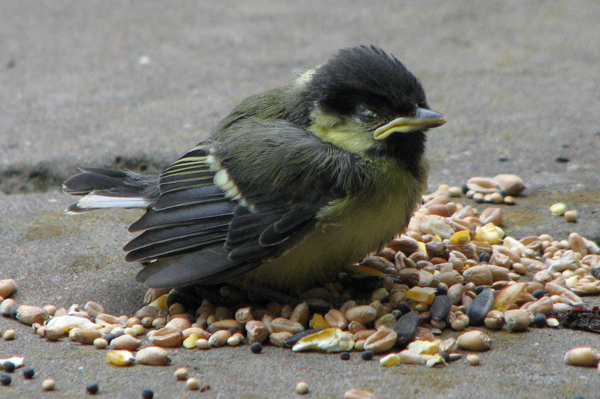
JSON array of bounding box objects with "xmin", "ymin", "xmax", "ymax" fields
[
  {"xmin": 66, "ymin": 194, "xmax": 152, "ymax": 214},
  {"xmin": 63, "ymin": 168, "xmax": 132, "ymax": 195},
  {"xmin": 63, "ymin": 168, "xmax": 158, "ymax": 213}
]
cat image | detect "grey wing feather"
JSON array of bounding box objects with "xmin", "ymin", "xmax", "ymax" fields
[
  {"xmin": 135, "ymin": 245, "xmax": 259, "ymax": 288},
  {"xmin": 129, "ymin": 118, "xmax": 366, "ymax": 288}
]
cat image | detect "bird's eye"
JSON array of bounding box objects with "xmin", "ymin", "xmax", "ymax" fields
[{"xmin": 357, "ymin": 105, "xmax": 378, "ymax": 122}]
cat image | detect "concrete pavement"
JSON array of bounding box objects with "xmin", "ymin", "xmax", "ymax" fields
[{"xmin": 1, "ymin": 1, "xmax": 599, "ymax": 397}]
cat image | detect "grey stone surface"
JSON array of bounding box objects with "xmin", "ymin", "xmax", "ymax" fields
[{"xmin": 1, "ymin": 1, "xmax": 600, "ymax": 398}]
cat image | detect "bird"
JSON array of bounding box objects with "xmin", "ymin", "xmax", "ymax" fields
[{"xmin": 63, "ymin": 45, "xmax": 446, "ymax": 297}]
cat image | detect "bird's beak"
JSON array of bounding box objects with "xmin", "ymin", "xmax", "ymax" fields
[{"xmin": 373, "ymin": 108, "xmax": 447, "ymax": 140}]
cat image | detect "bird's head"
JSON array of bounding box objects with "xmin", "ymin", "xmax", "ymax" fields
[{"xmin": 298, "ymin": 45, "xmax": 446, "ymax": 156}]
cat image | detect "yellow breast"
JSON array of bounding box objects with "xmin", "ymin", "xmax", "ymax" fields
[{"xmin": 245, "ymin": 162, "xmax": 425, "ymax": 293}]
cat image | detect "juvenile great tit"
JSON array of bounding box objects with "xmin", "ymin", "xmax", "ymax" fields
[{"xmin": 63, "ymin": 45, "xmax": 446, "ymax": 295}]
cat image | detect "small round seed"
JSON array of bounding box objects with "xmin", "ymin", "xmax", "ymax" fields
[
  {"xmin": 340, "ymin": 352, "xmax": 351, "ymax": 360},
  {"xmin": 1, "ymin": 373, "xmax": 11, "ymax": 386},
  {"xmin": 40, "ymin": 325, "xmax": 64, "ymax": 341},
  {"xmin": 166, "ymin": 317, "xmax": 192, "ymax": 332},
  {"xmin": 564, "ymin": 346, "xmax": 600, "ymax": 367},
  {"xmin": 227, "ymin": 332, "xmax": 244, "ymax": 346},
  {"xmin": 503, "ymin": 309, "xmax": 531, "ymax": 332},
  {"xmin": 93, "ymin": 337, "xmax": 109, "ymax": 349},
  {"xmin": 484, "ymin": 310, "xmax": 505, "ymax": 330},
  {"xmin": 0, "ymin": 298, "xmax": 17, "ymax": 316},
  {"xmin": 84, "ymin": 301, "xmax": 105, "ymax": 317},
  {"xmin": 270, "ymin": 318, "xmax": 304, "ymax": 334},
  {"xmin": 363, "ymin": 326, "xmax": 397, "ymax": 353},
  {"xmin": 466, "ymin": 177, "xmax": 501, "ymax": 194},
  {"xmin": 86, "ymin": 382, "xmax": 99, "ymax": 394},
  {"xmin": 532, "ymin": 289, "xmax": 544, "ymax": 299},
  {"xmin": 123, "ymin": 327, "xmax": 137, "ymax": 336},
  {"xmin": 147, "ymin": 326, "xmax": 183, "ymax": 347},
  {"xmin": 3, "ymin": 329, "xmax": 17, "ymax": 340},
  {"xmin": 246, "ymin": 320, "xmax": 268, "ymax": 344},
  {"xmin": 493, "ymin": 174, "xmax": 525, "ymax": 196},
  {"xmin": 3, "ymin": 361, "xmax": 16, "ymax": 373},
  {"xmin": 346, "ymin": 305, "xmax": 377, "ymax": 325},
  {"xmin": 141, "ymin": 388, "xmax": 154, "ymax": 399},
  {"xmin": 290, "ymin": 302, "xmax": 310, "ymax": 328},
  {"xmin": 550, "ymin": 203, "xmax": 567, "ymax": 216},
  {"xmin": 466, "ymin": 353, "xmax": 480, "ymax": 366},
  {"xmin": 186, "ymin": 377, "xmax": 201, "ymax": 390},
  {"xmin": 532, "ymin": 313, "xmax": 547, "ymax": 328},
  {"xmin": 196, "ymin": 338, "xmax": 211, "ymax": 349},
  {"xmin": 23, "ymin": 367, "xmax": 35, "ymax": 379},
  {"xmin": 131, "ymin": 324, "xmax": 145, "ymax": 336},
  {"xmin": 136, "ymin": 346, "xmax": 171, "ymax": 366},
  {"xmin": 42, "ymin": 378, "xmax": 56, "ymax": 391},
  {"xmin": 565, "ymin": 210, "xmax": 578, "ymax": 223},
  {"xmin": 250, "ymin": 342, "xmax": 263, "ymax": 354},
  {"xmin": 457, "ymin": 330, "xmax": 492, "ymax": 351},
  {"xmin": 141, "ymin": 317, "xmax": 154, "ymax": 328},
  {"xmin": 0, "ymin": 279, "xmax": 16, "ymax": 298},
  {"xmin": 448, "ymin": 186, "xmax": 463, "ymax": 197},
  {"xmin": 547, "ymin": 318, "xmax": 560, "ymax": 327},
  {"xmin": 174, "ymin": 367, "xmax": 189, "ymax": 380},
  {"xmin": 126, "ymin": 316, "xmax": 141, "ymax": 327},
  {"xmin": 15, "ymin": 305, "xmax": 49, "ymax": 325},
  {"xmin": 70, "ymin": 328, "xmax": 103, "ymax": 345},
  {"xmin": 503, "ymin": 195, "xmax": 515, "ymax": 205},
  {"xmin": 484, "ymin": 192, "xmax": 503, "ymax": 204},
  {"xmin": 361, "ymin": 350, "xmax": 375, "ymax": 361},
  {"xmin": 110, "ymin": 334, "xmax": 142, "ymax": 350},
  {"xmin": 152, "ymin": 317, "xmax": 167, "ymax": 328},
  {"xmin": 295, "ymin": 381, "xmax": 309, "ymax": 395},
  {"xmin": 208, "ymin": 330, "xmax": 231, "ymax": 347}
]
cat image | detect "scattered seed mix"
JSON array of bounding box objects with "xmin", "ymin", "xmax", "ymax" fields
[{"xmin": 2, "ymin": 175, "xmax": 600, "ymax": 396}]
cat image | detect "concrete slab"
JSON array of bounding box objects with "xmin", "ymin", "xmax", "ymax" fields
[{"xmin": 1, "ymin": 1, "xmax": 600, "ymax": 398}]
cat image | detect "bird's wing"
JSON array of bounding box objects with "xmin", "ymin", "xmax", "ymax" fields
[{"xmin": 128, "ymin": 118, "xmax": 367, "ymax": 288}]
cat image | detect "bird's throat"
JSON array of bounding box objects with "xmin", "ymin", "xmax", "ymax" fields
[{"xmin": 365, "ymin": 131, "xmax": 427, "ymax": 181}]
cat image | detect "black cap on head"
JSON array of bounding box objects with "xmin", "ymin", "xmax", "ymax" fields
[{"xmin": 306, "ymin": 46, "xmax": 427, "ymax": 118}]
